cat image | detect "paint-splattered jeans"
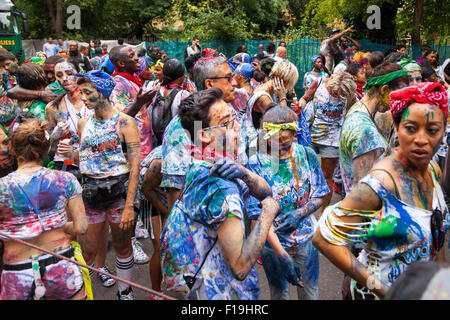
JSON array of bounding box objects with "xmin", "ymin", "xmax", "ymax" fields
[{"xmin": 261, "ymin": 240, "xmax": 319, "ymax": 300}]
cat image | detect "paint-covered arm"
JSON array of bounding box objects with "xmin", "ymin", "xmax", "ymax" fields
[
  {"xmin": 7, "ymin": 86, "xmax": 58, "ymax": 103},
  {"xmin": 312, "ymin": 180, "xmax": 389, "ymax": 298},
  {"xmin": 210, "ymin": 158, "xmax": 272, "ymax": 201},
  {"xmin": 120, "ymin": 114, "xmax": 141, "ymax": 230},
  {"xmin": 275, "ymin": 197, "xmax": 324, "ymax": 235},
  {"xmin": 64, "ymin": 195, "xmax": 88, "ymax": 236},
  {"xmin": 142, "ymin": 159, "xmax": 169, "ymax": 218},
  {"xmin": 266, "ymin": 226, "xmax": 302, "ymax": 286},
  {"xmin": 353, "ymin": 150, "xmax": 379, "ymax": 186},
  {"xmin": 218, "ymin": 196, "xmax": 280, "ymax": 281}
]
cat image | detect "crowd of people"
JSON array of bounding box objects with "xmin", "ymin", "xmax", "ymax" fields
[{"xmin": 0, "ymin": 29, "xmax": 449, "ymax": 301}]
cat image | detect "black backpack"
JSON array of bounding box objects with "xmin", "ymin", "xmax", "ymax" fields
[{"xmin": 151, "ymin": 87, "xmax": 182, "ymax": 146}]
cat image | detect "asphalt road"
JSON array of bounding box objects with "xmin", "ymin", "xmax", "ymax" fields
[{"xmin": 91, "ymin": 192, "xmax": 449, "ymax": 300}]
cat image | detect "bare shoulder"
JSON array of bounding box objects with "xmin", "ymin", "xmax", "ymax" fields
[
  {"xmin": 367, "ymin": 156, "xmax": 399, "ymax": 197},
  {"xmin": 117, "ymin": 112, "xmax": 137, "ymax": 130},
  {"xmin": 429, "ymin": 160, "xmax": 442, "ymax": 182}
]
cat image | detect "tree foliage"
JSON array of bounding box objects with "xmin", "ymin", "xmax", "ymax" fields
[{"xmin": 13, "ymin": 0, "xmax": 449, "ymax": 44}]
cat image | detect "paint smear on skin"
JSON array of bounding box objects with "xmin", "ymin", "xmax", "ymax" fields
[{"xmin": 402, "ymin": 108, "xmax": 410, "ymax": 122}]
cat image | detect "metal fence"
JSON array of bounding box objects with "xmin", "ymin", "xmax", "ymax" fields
[{"xmin": 147, "ymin": 38, "xmax": 450, "ymax": 97}]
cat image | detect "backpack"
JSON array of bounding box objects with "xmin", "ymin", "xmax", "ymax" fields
[{"xmin": 151, "ymin": 87, "xmax": 182, "ymax": 146}]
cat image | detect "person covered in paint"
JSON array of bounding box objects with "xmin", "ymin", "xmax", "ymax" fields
[
  {"xmin": 160, "ymin": 55, "xmax": 238, "ymax": 212},
  {"xmin": 0, "ymin": 119, "xmax": 88, "ymax": 300},
  {"xmin": 231, "ymin": 62, "xmax": 266, "ymax": 120},
  {"xmin": 238, "ymin": 59, "xmax": 299, "ymax": 165},
  {"xmin": 313, "ymin": 82, "xmax": 449, "ymax": 300},
  {"xmin": 246, "ymin": 104, "xmax": 329, "ymax": 300},
  {"xmin": 140, "ymin": 145, "xmax": 168, "ymax": 299},
  {"xmin": 303, "ymin": 55, "xmax": 329, "ymax": 126},
  {"xmin": 160, "ymin": 88, "xmax": 280, "ymax": 300},
  {"xmin": 149, "ymin": 58, "xmax": 191, "ymax": 146},
  {"xmin": 144, "ymin": 59, "xmax": 165, "ymax": 93},
  {"xmin": 345, "ymin": 63, "xmax": 366, "ymax": 100},
  {"xmin": 44, "ymin": 60, "xmax": 91, "ymax": 177},
  {"xmin": 0, "ymin": 113, "xmax": 17, "ymax": 178},
  {"xmin": 320, "ymin": 26, "xmax": 354, "ymax": 72},
  {"xmin": 398, "ymin": 58, "xmax": 422, "ymax": 85},
  {"xmin": 300, "ymin": 72, "xmax": 356, "ymax": 213},
  {"xmin": 59, "ymin": 70, "xmax": 141, "ymax": 300},
  {"xmin": 15, "ymin": 63, "xmax": 49, "ymax": 120},
  {"xmin": 109, "ymin": 45, "xmax": 155, "ymax": 161},
  {"xmin": 340, "ymin": 62, "xmax": 410, "ymax": 195}
]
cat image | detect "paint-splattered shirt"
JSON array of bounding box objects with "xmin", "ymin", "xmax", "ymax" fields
[
  {"xmin": 0, "ymin": 168, "xmax": 82, "ymax": 240},
  {"xmin": 340, "ymin": 102, "xmax": 388, "ymax": 194},
  {"xmin": 246, "ymin": 143, "xmax": 329, "ymax": 248},
  {"xmin": 161, "ymin": 159, "xmax": 260, "ymax": 300},
  {"xmin": 110, "ymin": 75, "xmax": 153, "ymax": 159},
  {"xmin": 318, "ymin": 169, "xmax": 450, "ymax": 289},
  {"xmin": 311, "ymin": 80, "xmax": 347, "ymax": 147},
  {"xmin": 303, "ymin": 70, "xmax": 328, "ymax": 92},
  {"xmin": 79, "ymin": 112, "xmax": 129, "ymax": 178}
]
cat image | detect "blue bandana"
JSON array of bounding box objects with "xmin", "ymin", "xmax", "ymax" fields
[
  {"xmin": 311, "ymin": 55, "xmax": 322, "ymax": 65},
  {"xmin": 75, "ymin": 70, "xmax": 116, "ymax": 99},
  {"xmin": 235, "ymin": 63, "xmax": 255, "ymax": 83}
]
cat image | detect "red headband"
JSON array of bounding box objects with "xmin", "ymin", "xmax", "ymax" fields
[{"xmin": 389, "ymin": 82, "xmax": 448, "ymax": 119}]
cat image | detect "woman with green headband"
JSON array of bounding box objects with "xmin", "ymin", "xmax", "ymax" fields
[
  {"xmin": 340, "ymin": 62, "xmax": 410, "ymax": 195},
  {"xmin": 399, "ymin": 58, "xmax": 422, "ymax": 84},
  {"xmin": 246, "ymin": 104, "xmax": 329, "ymax": 300}
]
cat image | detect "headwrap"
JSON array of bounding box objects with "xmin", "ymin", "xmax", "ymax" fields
[
  {"xmin": 202, "ymin": 48, "xmax": 217, "ymax": 57},
  {"xmin": 263, "ymin": 122, "xmax": 299, "ymax": 140},
  {"xmin": 75, "ymin": 70, "xmax": 117, "ymax": 99},
  {"xmin": 363, "ymin": 69, "xmax": 408, "ymax": 89},
  {"xmin": 235, "ymin": 63, "xmax": 255, "ymax": 83},
  {"xmin": 389, "ymin": 82, "xmax": 448, "ymax": 119},
  {"xmin": 151, "ymin": 59, "xmax": 164, "ymax": 72},
  {"xmin": 22, "ymin": 57, "xmax": 45, "ymax": 66},
  {"xmin": 136, "ymin": 57, "xmax": 153, "ymax": 78},
  {"xmin": 353, "ymin": 52, "xmax": 365, "ymax": 63},
  {"xmin": 311, "ymin": 55, "xmax": 322, "ymax": 65}
]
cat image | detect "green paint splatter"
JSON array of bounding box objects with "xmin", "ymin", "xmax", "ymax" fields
[{"xmin": 402, "ymin": 108, "xmax": 410, "ymax": 122}]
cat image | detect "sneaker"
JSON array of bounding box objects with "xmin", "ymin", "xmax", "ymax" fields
[
  {"xmin": 97, "ymin": 266, "xmax": 116, "ymax": 287},
  {"xmin": 132, "ymin": 238, "xmax": 150, "ymax": 264},
  {"xmin": 135, "ymin": 220, "xmax": 149, "ymax": 239},
  {"xmin": 117, "ymin": 287, "xmax": 134, "ymax": 300},
  {"xmin": 149, "ymin": 291, "xmax": 164, "ymax": 300}
]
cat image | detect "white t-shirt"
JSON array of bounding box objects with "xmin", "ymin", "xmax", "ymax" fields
[{"xmin": 43, "ymin": 43, "xmax": 56, "ymax": 57}]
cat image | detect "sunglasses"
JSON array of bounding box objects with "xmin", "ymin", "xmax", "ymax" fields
[
  {"xmin": 208, "ymin": 75, "xmax": 233, "ymax": 83},
  {"xmin": 204, "ymin": 119, "xmax": 236, "ymax": 131}
]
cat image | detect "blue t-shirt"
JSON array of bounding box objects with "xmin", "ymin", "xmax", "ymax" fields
[{"xmin": 161, "ymin": 159, "xmax": 259, "ymax": 300}]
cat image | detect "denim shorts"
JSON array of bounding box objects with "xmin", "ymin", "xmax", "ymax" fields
[{"xmin": 310, "ymin": 142, "xmax": 340, "ymax": 159}]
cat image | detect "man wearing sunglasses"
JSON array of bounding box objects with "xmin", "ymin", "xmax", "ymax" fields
[
  {"xmin": 161, "ymin": 88, "xmax": 280, "ymax": 300},
  {"xmin": 160, "ymin": 55, "xmax": 241, "ymax": 212}
]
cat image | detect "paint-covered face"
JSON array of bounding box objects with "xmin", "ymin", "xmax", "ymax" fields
[
  {"xmin": 233, "ymin": 72, "xmax": 245, "ymax": 88},
  {"xmin": 55, "ymin": 62, "xmax": 77, "ymax": 92},
  {"xmin": 397, "ymin": 102, "xmax": 445, "ymax": 168},
  {"xmin": 408, "ymin": 71, "xmax": 422, "ymax": 84},
  {"xmin": 355, "ymin": 68, "xmax": 366, "ymax": 83},
  {"xmin": 43, "ymin": 63, "xmax": 56, "ymax": 83},
  {"xmin": 204, "ymin": 100, "xmax": 241, "ymax": 157},
  {"xmin": 79, "ymin": 82, "xmax": 104, "ymax": 110},
  {"xmin": 0, "ymin": 130, "xmax": 14, "ymax": 170},
  {"xmin": 267, "ymin": 129, "xmax": 295, "ymax": 159}
]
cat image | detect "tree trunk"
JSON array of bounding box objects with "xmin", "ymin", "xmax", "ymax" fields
[
  {"xmin": 46, "ymin": 0, "xmax": 56, "ymax": 32},
  {"xmin": 411, "ymin": 0, "xmax": 424, "ymax": 46},
  {"xmin": 55, "ymin": 0, "xmax": 64, "ymax": 35}
]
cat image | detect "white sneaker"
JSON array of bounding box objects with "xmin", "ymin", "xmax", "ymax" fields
[
  {"xmin": 117, "ymin": 287, "xmax": 134, "ymax": 300},
  {"xmin": 135, "ymin": 220, "xmax": 149, "ymax": 239},
  {"xmin": 132, "ymin": 237, "xmax": 149, "ymax": 264}
]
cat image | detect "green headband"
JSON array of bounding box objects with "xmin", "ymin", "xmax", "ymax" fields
[{"xmin": 363, "ymin": 69, "xmax": 408, "ymax": 89}]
